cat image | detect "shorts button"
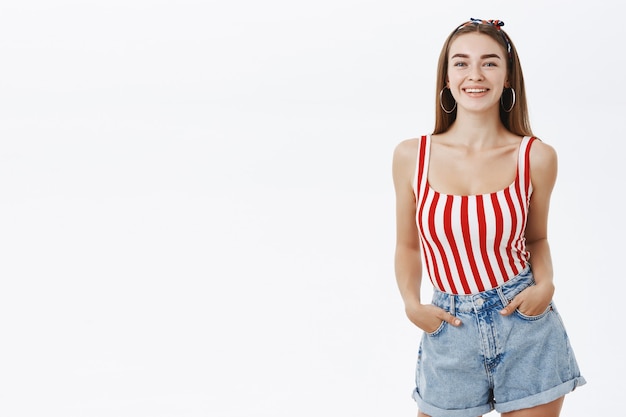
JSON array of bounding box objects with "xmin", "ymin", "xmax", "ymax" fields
[{"xmin": 475, "ymin": 299, "xmax": 484, "ymax": 307}]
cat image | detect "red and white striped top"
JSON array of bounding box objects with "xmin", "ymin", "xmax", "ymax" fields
[{"xmin": 413, "ymin": 135, "xmax": 536, "ymax": 295}]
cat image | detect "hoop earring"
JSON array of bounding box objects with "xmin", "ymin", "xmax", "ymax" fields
[
  {"xmin": 501, "ymin": 87, "xmax": 516, "ymax": 112},
  {"xmin": 439, "ymin": 88, "xmax": 456, "ymax": 114}
]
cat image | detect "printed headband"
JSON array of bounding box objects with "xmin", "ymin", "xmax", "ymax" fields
[{"xmin": 456, "ymin": 18, "xmax": 512, "ymax": 58}]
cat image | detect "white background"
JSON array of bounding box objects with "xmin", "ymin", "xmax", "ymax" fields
[{"xmin": 0, "ymin": 1, "xmax": 622, "ymax": 416}]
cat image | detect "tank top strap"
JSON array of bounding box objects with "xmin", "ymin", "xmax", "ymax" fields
[
  {"xmin": 412, "ymin": 135, "xmax": 431, "ymax": 203},
  {"xmin": 517, "ymin": 136, "xmax": 537, "ymax": 198}
]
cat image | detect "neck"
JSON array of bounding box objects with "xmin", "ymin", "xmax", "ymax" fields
[{"xmin": 446, "ymin": 109, "xmax": 508, "ymax": 148}]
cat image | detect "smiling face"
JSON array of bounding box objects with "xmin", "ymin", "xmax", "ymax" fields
[{"xmin": 446, "ymin": 33, "xmax": 509, "ymax": 114}]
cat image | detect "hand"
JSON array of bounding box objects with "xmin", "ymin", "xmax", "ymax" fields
[
  {"xmin": 406, "ymin": 303, "xmax": 462, "ymax": 333},
  {"xmin": 500, "ymin": 283, "xmax": 554, "ymax": 317}
]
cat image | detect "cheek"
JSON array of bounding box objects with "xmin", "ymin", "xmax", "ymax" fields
[{"xmin": 446, "ymin": 73, "xmax": 464, "ymax": 89}]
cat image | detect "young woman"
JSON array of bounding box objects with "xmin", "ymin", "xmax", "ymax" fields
[{"xmin": 392, "ymin": 19, "xmax": 585, "ymax": 417}]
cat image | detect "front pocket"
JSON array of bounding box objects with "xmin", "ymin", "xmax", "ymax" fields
[
  {"xmin": 425, "ymin": 320, "xmax": 447, "ymax": 336},
  {"xmin": 514, "ymin": 303, "xmax": 553, "ymax": 321}
]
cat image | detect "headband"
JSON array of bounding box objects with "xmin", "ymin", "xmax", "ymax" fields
[{"xmin": 456, "ymin": 18, "xmax": 512, "ymax": 58}]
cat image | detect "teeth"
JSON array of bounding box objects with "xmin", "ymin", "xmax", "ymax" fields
[{"xmin": 465, "ymin": 88, "xmax": 487, "ymax": 93}]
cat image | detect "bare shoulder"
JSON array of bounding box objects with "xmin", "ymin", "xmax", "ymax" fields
[
  {"xmin": 530, "ymin": 138, "xmax": 557, "ymax": 168},
  {"xmin": 530, "ymin": 137, "xmax": 558, "ymax": 188},
  {"xmin": 392, "ymin": 138, "xmax": 420, "ymax": 188},
  {"xmin": 393, "ymin": 138, "xmax": 420, "ymax": 165}
]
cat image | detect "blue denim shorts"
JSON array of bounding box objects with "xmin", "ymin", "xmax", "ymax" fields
[{"xmin": 412, "ymin": 267, "xmax": 586, "ymax": 417}]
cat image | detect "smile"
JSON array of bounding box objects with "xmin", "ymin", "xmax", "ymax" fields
[{"xmin": 464, "ymin": 88, "xmax": 488, "ymax": 93}]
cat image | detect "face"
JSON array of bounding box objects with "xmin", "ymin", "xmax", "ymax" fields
[{"xmin": 446, "ymin": 33, "xmax": 509, "ymax": 114}]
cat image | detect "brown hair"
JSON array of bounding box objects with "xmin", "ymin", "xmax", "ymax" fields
[{"xmin": 433, "ymin": 21, "xmax": 533, "ymax": 136}]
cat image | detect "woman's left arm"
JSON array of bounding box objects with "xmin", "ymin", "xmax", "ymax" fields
[{"xmin": 500, "ymin": 140, "xmax": 558, "ymax": 316}]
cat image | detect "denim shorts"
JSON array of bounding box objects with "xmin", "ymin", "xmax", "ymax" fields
[{"xmin": 412, "ymin": 267, "xmax": 586, "ymax": 417}]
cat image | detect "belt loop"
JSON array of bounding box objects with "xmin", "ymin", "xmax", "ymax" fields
[
  {"xmin": 496, "ymin": 286, "xmax": 509, "ymax": 307},
  {"xmin": 450, "ymin": 295, "xmax": 456, "ymax": 316}
]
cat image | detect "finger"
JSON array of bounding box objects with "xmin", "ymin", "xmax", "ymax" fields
[
  {"xmin": 444, "ymin": 311, "xmax": 462, "ymax": 326},
  {"xmin": 500, "ymin": 297, "xmax": 520, "ymax": 316}
]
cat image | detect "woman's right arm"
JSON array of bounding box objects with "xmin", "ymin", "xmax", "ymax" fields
[{"xmin": 392, "ymin": 140, "xmax": 461, "ymax": 331}]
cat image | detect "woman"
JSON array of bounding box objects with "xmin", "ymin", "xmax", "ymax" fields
[{"xmin": 392, "ymin": 19, "xmax": 585, "ymax": 417}]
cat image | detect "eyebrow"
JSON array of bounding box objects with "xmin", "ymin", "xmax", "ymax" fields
[{"xmin": 451, "ymin": 53, "xmax": 502, "ymax": 59}]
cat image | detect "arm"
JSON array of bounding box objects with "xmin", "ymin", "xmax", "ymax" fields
[
  {"xmin": 392, "ymin": 140, "xmax": 461, "ymax": 330},
  {"xmin": 500, "ymin": 140, "xmax": 558, "ymax": 316}
]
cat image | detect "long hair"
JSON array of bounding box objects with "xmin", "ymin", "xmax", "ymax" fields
[{"xmin": 433, "ymin": 21, "xmax": 533, "ymax": 136}]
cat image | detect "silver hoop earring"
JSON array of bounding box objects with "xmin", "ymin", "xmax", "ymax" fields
[
  {"xmin": 439, "ymin": 88, "xmax": 456, "ymax": 114},
  {"xmin": 501, "ymin": 88, "xmax": 516, "ymax": 112}
]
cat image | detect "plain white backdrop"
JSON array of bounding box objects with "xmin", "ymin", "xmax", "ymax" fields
[{"xmin": 0, "ymin": 1, "xmax": 622, "ymax": 416}]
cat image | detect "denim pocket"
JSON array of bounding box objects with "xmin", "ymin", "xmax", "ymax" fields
[
  {"xmin": 425, "ymin": 319, "xmax": 447, "ymax": 336},
  {"xmin": 513, "ymin": 303, "xmax": 553, "ymax": 321}
]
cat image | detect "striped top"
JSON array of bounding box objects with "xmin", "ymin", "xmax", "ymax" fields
[{"xmin": 412, "ymin": 135, "xmax": 536, "ymax": 295}]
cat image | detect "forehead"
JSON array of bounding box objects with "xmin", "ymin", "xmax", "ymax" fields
[{"xmin": 448, "ymin": 33, "xmax": 505, "ymax": 57}]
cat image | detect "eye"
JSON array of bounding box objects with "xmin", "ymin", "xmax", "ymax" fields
[
  {"xmin": 483, "ymin": 62, "xmax": 498, "ymax": 67},
  {"xmin": 452, "ymin": 61, "xmax": 467, "ymax": 67}
]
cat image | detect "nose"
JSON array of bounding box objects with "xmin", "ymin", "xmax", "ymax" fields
[{"xmin": 468, "ymin": 66, "xmax": 484, "ymax": 81}]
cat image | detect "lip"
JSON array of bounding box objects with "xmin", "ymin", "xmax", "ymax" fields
[{"xmin": 462, "ymin": 87, "xmax": 490, "ymax": 93}]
